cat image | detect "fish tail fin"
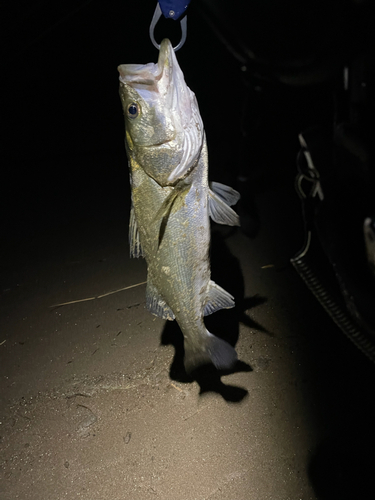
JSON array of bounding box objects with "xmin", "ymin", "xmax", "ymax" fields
[{"xmin": 184, "ymin": 330, "xmax": 238, "ymax": 374}]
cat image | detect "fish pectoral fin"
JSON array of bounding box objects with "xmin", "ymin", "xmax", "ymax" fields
[
  {"xmin": 208, "ymin": 187, "xmax": 240, "ymax": 227},
  {"xmin": 146, "ymin": 280, "xmax": 175, "ymax": 320},
  {"xmin": 204, "ymin": 280, "xmax": 235, "ymax": 316},
  {"xmin": 184, "ymin": 330, "xmax": 238, "ymax": 373},
  {"xmin": 129, "ymin": 205, "xmax": 144, "ymax": 258},
  {"xmin": 210, "ymin": 181, "xmax": 240, "ymax": 206},
  {"xmin": 152, "ymin": 185, "xmax": 190, "ymax": 250},
  {"xmin": 152, "ymin": 189, "xmax": 180, "ymax": 250}
]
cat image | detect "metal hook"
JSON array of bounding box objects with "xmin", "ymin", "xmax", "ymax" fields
[{"xmin": 149, "ymin": 3, "xmax": 187, "ymax": 51}]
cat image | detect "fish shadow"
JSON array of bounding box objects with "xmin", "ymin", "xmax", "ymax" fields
[{"xmin": 160, "ymin": 230, "xmax": 269, "ymax": 402}]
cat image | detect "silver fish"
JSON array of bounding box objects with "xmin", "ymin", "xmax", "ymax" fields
[{"xmin": 118, "ymin": 39, "xmax": 240, "ymax": 373}]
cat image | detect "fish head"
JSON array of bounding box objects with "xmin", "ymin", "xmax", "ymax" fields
[{"xmin": 118, "ymin": 38, "xmax": 204, "ymax": 187}]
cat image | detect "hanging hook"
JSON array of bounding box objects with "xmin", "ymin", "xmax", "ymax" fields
[{"xmin": 149, "ymin": 2, "xmax": 188, "ymax": 51}]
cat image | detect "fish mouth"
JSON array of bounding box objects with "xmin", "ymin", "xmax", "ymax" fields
[
  {"xmin": 118, "ymin": 39, "xmax": 174, "ymax": 89},
  {"xmin": 157, "ymin": 39, "xmax": 174, "ymax": 77},
  {"xmin": 118, "ymin": 39, "xmax": 188, "ymax": 109}
]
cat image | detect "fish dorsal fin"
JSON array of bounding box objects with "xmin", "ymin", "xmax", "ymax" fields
[
  {"xmin": 208, "ymin": 183, "xmax": 240, "ymax": 226},
  {"xmin": 129, "ymin": 204, "xmax": 144, "ymax": 258},
  {"xmin": 210, "ymin": 182, "xmax": 240, "ymax": 206},
  {"xmin": 146, "ymin": 280, "xmax": 175, "ymax": 321},
  {"xmin": 204, "ymin": 280, "xmax": 235, "ymax": 316}
]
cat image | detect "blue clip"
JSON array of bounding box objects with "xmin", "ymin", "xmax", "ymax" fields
[
  {"xmin": 158, "ymin": 0, "xmax": 190, "ymax": 20},
  {"xmin": 149, "ymin": 1, "xmax": 190, "ymax": 51}
]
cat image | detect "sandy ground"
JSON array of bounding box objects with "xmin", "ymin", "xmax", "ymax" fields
[
  {"xmin": 2, "ymin": 2, "xmax": 375, "ymax": 498},
  {"xmin": 2, "ymin": 157, "xmax": 375, "ymax": 500}
]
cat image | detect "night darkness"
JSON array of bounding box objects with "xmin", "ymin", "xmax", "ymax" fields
[
  {"xmin": 1, "ymin": 0, "xmax": 350, "ymax": 240},
  {"xmin": 1, "ymin": 1, "xmax": 375, "ymax": 499}
]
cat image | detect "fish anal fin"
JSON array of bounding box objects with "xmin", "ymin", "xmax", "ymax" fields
[
  {"xmin": 208, "ymin": 188, "xmax": 240, "ymax": 227},
  {"xmin": 146, "ymin": 280, "xmax": 175, "ymax": 320},
  {"xmin": 129, "ymin": 205, "xmax": 144, "ymax": 258},
  {"xmin": 204, "ymin": 280, "xmax": 235, "ymax": 316}
]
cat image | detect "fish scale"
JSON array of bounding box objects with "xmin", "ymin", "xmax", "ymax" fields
[{"xmin": 119, "ymin": 39, "xmax": 241, "ymax": 373}]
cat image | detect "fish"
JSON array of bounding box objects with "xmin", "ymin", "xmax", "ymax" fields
[{"xmin": 118, "ymin": 38, "xmax": 240, "ymax": 373}]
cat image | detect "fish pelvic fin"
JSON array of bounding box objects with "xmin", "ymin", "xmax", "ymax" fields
[
  {"xmin": 204, "ymin": 280, "xmax": 235, "ymax": 316},
  {"xmin": 208, "ymin": 183, "xmax": 240, "ymax": 226},
  {"xmin": 146, "ymin": 280, "xmax": 175, "ymax": 320},
  {"xmin": 129, "ymin": 204, "xmax": 144, "ymax": 258},
  {"xmin": 184, "ymin": 330, "xmax": 238, "ymax": 374}
]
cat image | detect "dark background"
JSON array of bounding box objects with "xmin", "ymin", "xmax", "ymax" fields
[
  {"xmin": 1, "ymin": 0, "xmax": 365, "ymax": 244},
  {"xmin": 2, "ymin": 3, "xmax": 375, "ymax": 499}
]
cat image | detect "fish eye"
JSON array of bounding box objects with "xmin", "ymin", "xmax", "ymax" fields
[{"xmin": 127, "ymin": 102, "xmax": 140, "ymax": 119}]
